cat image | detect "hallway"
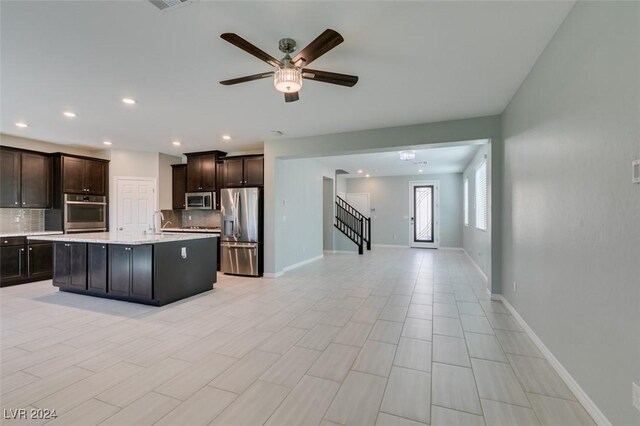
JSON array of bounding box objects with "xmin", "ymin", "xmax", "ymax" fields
[{"xmin": 1, "ymin": 248, "xmax": 595, "ymax": 425}]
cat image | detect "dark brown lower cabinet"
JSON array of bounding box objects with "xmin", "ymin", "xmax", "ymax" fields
[
  {"xmin": 53, "ymin": 242, "xmax": 86, "ymax": 290},
  {"xmin": 27, "ymin": 242, "xmax": 53, "ymax": 281},
  {"xmin": 0, "ymin": 237, "xmax": 53, "ymax": 286},
  {"xmin": 88, "ymin": 244, "xmax": 107, "ymax": 293},
  {"xmin": 0, "ymin": 245, "xmax": 26, "ymax": 284},
  {"xmin": 108, "ymin": 245, "xmax": 153, "ymax": 300}
]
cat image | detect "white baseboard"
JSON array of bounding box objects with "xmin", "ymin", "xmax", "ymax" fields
[
  {"xmin": 263, "ymin": 271, "xmax": 283, "ymax": 278},
  {"xmin": 282, "ymin": 254, "xmax": 324, "ymax": 273},
  {"xmin": 439, "ymin": 247, "xmax": 464, "ymax": 251},
  {"xmin": 372, "ymin": 244, "xmax": 409, "ymax": 248},
  {"xmin": 324, "ymin": 250, "xmax": 358, "ymax": 255},
  {"xmin": 493, "ymin": 295, "xmax": 611, "ymax": 426},
  {"xmin": 463, "ymin": 249, "xmax": 489, "ymax": 283}
]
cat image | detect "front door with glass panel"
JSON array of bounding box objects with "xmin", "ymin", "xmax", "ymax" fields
[{"xmin": 410, "ymin": 181, "xmax": 439, "ymax": 248}]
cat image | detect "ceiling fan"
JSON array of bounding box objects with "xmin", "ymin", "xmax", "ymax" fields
[{"xmin": 219, "ymin": 29, "xmax": 358, "ymax": 103}]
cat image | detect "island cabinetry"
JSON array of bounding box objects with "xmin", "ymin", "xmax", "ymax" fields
[
  {"xmin": 88, "ymin": 243, "xmax": 107, "ymax": 294},
  {"xmin": 36, "ymin": 233, "xmax": 217, "ymax": 306},
  {"xmin": 108, "ymin": 245, "xmax": 153, "ymax": 300},
  {"xmin": 53, "ymin": 242, "xmax": 87, "ymax": 290}
]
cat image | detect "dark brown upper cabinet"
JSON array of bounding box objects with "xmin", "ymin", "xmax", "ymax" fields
[
  {"xmin": 21, "ymin": 152, "xmax": 52, "ymax": 208},
  {"xmin": 222, "ymin": 155, "xmax": 264, "ymax": 188},
  {"xmin": 185, "ymin": 151, "xmax": 226, "ymax": 193},
  {"xmin": 61, "ymin": 155, "xmax": 107, "ymax": 195},
  {"xmin": 0, "ymin": 148, "xmax": 51, "ymax": 208},
  {"xmin": 0, "ymin": 149, "xmax": 21, "ymax": 207},
  {"xmin": 171, "ymin": 164, "xmax": 187, "ymax": 210}
]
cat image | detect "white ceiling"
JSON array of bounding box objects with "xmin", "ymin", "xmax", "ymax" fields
[
  {"xmin": 0, "ymin": 1, "xmax": 574, "ymax": 155},
  {"xmin": 319, "ymin": 141, "xmax": 486, "ymax": 178}
]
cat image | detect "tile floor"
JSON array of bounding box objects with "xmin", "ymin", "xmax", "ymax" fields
[{"xmin": 1, "ymin": 248, "xmax": 596, "ymax": 425}]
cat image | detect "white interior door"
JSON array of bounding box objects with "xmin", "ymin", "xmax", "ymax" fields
[
  {"xmin": 409, "ymin": 181, "xmax": 439, "ymax": 248},
  {"xmin": 116, "ymin": 178, "xmax": 156, "ymax": 233},
  {"xmin": 345, "ymin": 193, "xmax": 370, "ymax": 217}
]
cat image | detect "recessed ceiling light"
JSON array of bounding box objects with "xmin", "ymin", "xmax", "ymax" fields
[
  {"xmin": 365, "ymin": 174, "xmax": 370, "ymax": 178},
  {"xmin": 122, "ymin": 98, "xmax": 136, "ymax": 105},
  {"xmin": 15, "ymin": 122, "xmax": 28, "ymax": 128},
  {"xmin": 357, "ymin": 169, "xmax": 363, "ymax": 174},
  {"xmin": 418, "ymin": 169, "xmax": 423, "ymax": 173},
  {"xmin": 399, "ymin": 151, "xmax": 415, "ymax": 161},
  {"xmin": 222, "ymin": 135, "xmax": 231, "ymax": 140},
  {"xmin": 63, "ymin": 111, "xmax": 77, "ymax": 118},
  {"xmin": 103, "ymin": 141, "xmax": 112, "ymax": 145},
  {"xmin": 172, "ymin": 141, "xmax": 181, "ymax": 146}
]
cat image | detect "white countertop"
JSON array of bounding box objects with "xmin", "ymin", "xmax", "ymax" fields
[
  {"xmin": 1, "ymin": 231, "xmax": 64, "ymax": 238},
  {"xmin": 162, "ymin": 228, "xmax": 221, "ymax": 234},
  {"xmin": 26, "ymin": 231, "xmax": 218, "ymax": 245}
]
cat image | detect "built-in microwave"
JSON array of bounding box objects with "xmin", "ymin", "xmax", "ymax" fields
[{"xmin": 185, "ymin": 192, "xmax": 215, "ymax": 210}]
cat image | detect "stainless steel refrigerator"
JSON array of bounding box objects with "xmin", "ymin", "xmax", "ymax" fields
[{"xmin": 220, "ymin": 187, "xmax": 263, "ymax": 276}]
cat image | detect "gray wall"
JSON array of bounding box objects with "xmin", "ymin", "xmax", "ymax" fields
[
  {"xmin": 274, "ymin": 158, "xmax": 334, "ymax": 272},
  {"xmin": 501, "ymin": 2, "xmax": 640, "ymax": 424},
  {"xmin": 342, "ymin": 174, "xmax": 463, "ymax": 249},
  {"xmin": 264, "ymin": 115, "xmax": 503, "ymax": 294},
  {"xmin": 463, "ymin": 145, "xmax": 491, "ymax": 277},
  {"xmin": 323, "ymin": 177, "xmax": 334, "ymax": 251}
]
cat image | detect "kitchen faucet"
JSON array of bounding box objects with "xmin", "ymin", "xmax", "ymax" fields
[{"xmin": 151, "ymin": 211, "xmax": 164, "ymax": 233}]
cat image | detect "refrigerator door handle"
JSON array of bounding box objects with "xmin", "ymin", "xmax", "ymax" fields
[{"xmin": 234, "ymin": 191, "xmax": 241, "ymax": 238}]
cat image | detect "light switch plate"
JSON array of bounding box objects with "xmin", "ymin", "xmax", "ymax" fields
[
  {"xmin": 181, "ymin": 247, "xmax": 187, "ymax": 259},
  {"xmin": 633, "ymin": 382, "xmax": 640, "ymax": 413},
  {"xmin": 633, "ymin": 159, "xmax": 640, "ymax": 184}
]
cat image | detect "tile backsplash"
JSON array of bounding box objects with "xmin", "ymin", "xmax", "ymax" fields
[
  {"xmin": 160, "ymin": 210, "xmax": 221, "ymax": 228},
  {"xmin": 0, "ymin": 209, "xmax": 46, "ymax": 233}
]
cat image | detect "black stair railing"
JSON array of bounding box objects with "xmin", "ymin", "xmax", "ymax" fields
[{"xmin": 335, "ymin": 196, "xmax": 371, "ymax": 255}]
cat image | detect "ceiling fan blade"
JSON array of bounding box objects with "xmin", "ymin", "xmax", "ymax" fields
[
  {"xmin": 284, "ymin": 92, "xmax": 299, "ymax": 103},
  {"xmin": 292, "ymin": 29, "xmax": 344, "ymax": 67},
  {"xmin": 220, "ymin": 72, "xmax": 274, "ymax": 86},
  {"xmin": 221, "ymin": 33, "xmax": 282, "ymax": 67},
  {"xmin": 301, "ymin": 69, "xmax": 358, "ymax": 87}
]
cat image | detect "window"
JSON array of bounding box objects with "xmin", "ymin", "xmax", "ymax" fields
[
  {"xmin": 475, "ymin": 160, "xmax": 487, "ymax": 231},
  {"xmin": 463, "ymin": 178, "xmax": 469, "ymax": 226}
]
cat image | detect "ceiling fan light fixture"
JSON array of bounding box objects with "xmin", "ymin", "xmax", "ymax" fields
[
  {"xmin": 274, "ymin": 67, "xmax": 302, "ymax": 93},
  {"xmin": 399, "ymin": 150, "xmax": 416, "ymax": 161}
]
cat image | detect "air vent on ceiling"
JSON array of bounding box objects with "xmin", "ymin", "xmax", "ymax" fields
[{"xmin": 148, "ymin": 0, "xmax": 193, "ymax": 11}]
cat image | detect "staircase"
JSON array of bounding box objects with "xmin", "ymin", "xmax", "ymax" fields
[{"xmin": 335, "ymin": 196, "xmax": 371, "ymax": 255}]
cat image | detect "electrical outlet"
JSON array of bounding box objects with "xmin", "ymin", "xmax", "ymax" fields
[
  {"xmin": 633, "ymin": 382, "xmax": 640, "ymax": 413},
  {"xmin": 513, "ymin": 281, "xmax": 517, "ymax": 293}
]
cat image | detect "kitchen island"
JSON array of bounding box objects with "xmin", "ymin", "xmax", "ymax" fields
[{"xmin": 28, "ymin": 231, "xmax": 218, "ymax": 306}]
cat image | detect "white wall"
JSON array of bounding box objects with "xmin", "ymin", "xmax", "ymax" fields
[
  {"xmin": 341, "ymin": 173, "xmax": 463, "ymax": 249},
  {"xmin": 158, "ymin": 153, "xmax": 182, "ymax": 210},
  {"xmin": 108, "ymin": 150, "xmax": 160, "ymax": 230},
  {"xmin": 0, "ymin": 133, "xmax": 108, "ymax": 158},
  {"xmin": 501, "ymin": 2, "xmax": 640, "ymax": 424},
  {"xmin": 463, "ymin": 145, "xmax": 491, "ymax": 277}
]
